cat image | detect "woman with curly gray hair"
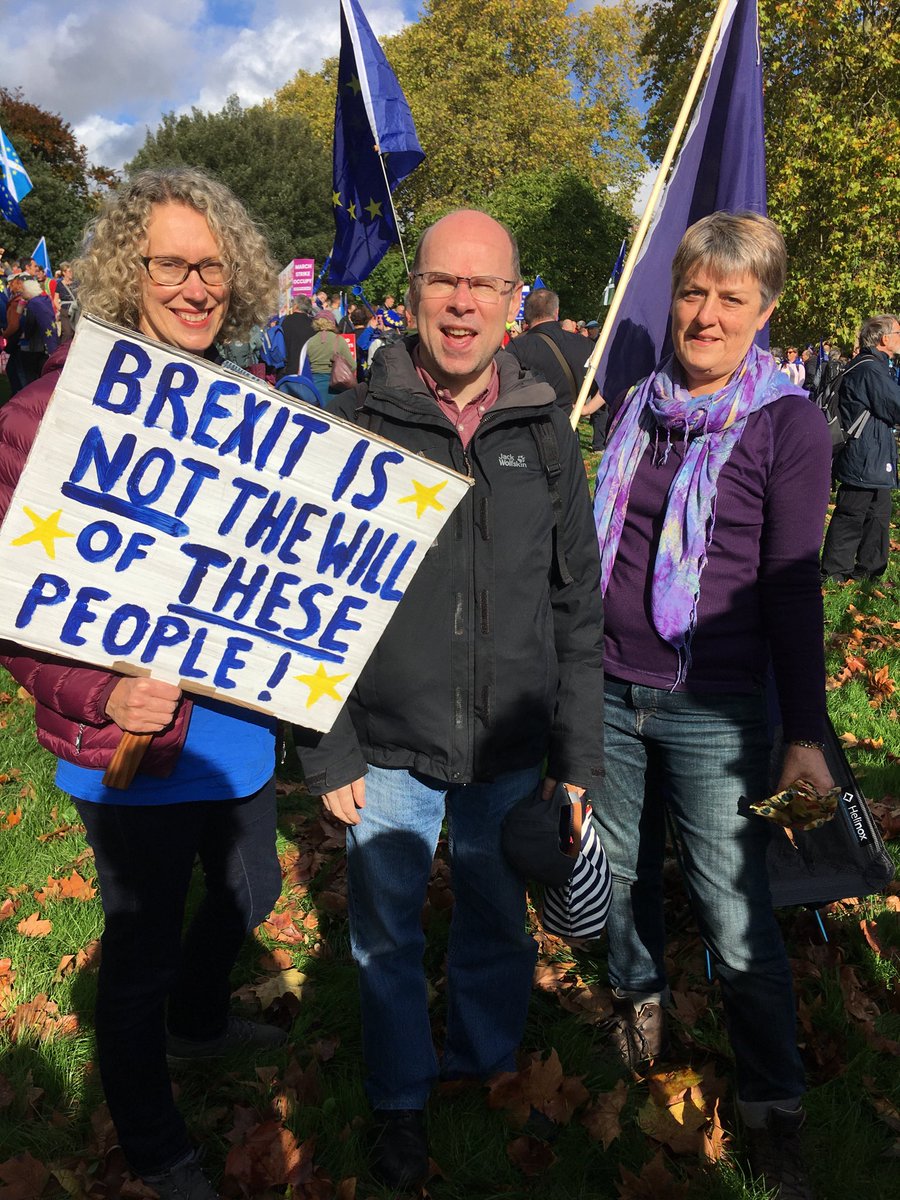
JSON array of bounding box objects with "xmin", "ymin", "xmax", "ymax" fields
[{"xmin": 0, "ymin": 167, "xmax": 283, "ymax": 1200}]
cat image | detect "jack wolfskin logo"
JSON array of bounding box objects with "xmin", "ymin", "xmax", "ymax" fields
[{"xmin": 498, "ymin": 453, "xmax": 527, "ymax": 468}]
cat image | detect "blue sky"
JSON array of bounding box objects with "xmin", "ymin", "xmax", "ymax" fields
[
  {"xmin": 4, "ymin": 1, "xmax": 617, "ymax": 172},
  {"xmin": 3, "ymin": 0, "xmax": 416, "ymax": 168}
]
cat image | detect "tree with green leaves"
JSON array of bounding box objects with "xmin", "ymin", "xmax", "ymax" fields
[
  {"xmin": 343, "ymin": 167, "xmax": 627, "ymax": 320},
  {"xmin": 486, "ymin": 168, "xmax": 628, "ymax": 318},
  {"xmin": 0, "ymin": 88, "xmax": 114, "ymax": 264},
  {"xmin": 273, "ymin": 0, "xmax": 645, "ymax": 236},
  {"xmin": 638, "ymin": 0, "xmax": 900, "ymax": 345},
  {"xmin": 128, "ymin": 97, "xmax": 334, "ymax": 270}
]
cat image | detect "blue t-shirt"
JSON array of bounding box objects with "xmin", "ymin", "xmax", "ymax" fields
[{"xmin": 56, "ymin": 695, "xmax": 276, "ymax": 805}]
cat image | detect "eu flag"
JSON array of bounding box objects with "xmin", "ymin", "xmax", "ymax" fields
[
  {"xmin": 596, "ymin": 0, "xmax": 766, "ymax": 404},
  {"xmin": 330, "ymin": 0, "xmax": 424, "ymax": 286},
  {"xmin": 0, "ymin": 178, "xmax": 26, "ymax": 230}
]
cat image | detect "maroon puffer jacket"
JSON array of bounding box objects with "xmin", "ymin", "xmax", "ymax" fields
[{"xmin": 0, "ymin": 344, "xmax": 191, "ymax": 775}]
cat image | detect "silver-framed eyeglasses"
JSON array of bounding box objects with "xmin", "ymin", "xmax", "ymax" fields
[
  {"xmin": 410, "ymin": 271, "xmax": 517, "ymax": 304},
  {"xmin": 141, "ymin": 256, "xmax": 232, "ymax": 287}
]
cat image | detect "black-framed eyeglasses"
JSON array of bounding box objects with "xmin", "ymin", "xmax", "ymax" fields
[
  {"xmin": 141, "ymin": 256, "xmax": 232, "ymax": 287},
  {"xmin": 410, "ymin": 271, "xmax": 517, "ymax": 304}
]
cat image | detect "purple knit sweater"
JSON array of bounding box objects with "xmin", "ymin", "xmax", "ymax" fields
[{"xmin": 602, "ymin": 390, "xmax": 832, "ymax": 742}]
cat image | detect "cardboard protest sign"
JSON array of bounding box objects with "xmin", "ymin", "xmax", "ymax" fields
[{"xmin": 0, "ymin": 316, "xmax": 471, "ymax": 732}]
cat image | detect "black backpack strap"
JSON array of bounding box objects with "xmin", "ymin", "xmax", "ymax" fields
[
  {"xmin": 534, "ymin": 330, "xmax": 579, "ymax": 403},
  {"xmin": 530, "ymin": 416, "xmax": 573, "ymax": 587}
]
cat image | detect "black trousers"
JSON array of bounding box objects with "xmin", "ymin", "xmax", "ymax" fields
[
  {"xmin": 820, "ymin": 482, "xmax": 893, "ymax": 580},
  {"xmin": 75, "ymin": 780, "xmax": 280, "ymax": 1175}
]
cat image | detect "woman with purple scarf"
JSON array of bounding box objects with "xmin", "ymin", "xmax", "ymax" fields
[{"xmin": 591, "ymin": 212, "xmax": 832, "ymax": 1200}]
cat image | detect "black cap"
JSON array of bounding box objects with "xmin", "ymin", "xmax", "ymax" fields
[{"xmin": 501, "ymin": 780, "xmax": 580, "ymax": 887}]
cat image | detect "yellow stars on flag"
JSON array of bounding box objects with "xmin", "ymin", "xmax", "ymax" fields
[
  {"xmin": 11, "ymin": 507, "xmax": 74, "ymax": 559},
  {"xmin": 335, "ymin": 195, "xmax": 381, "ymax": 223},
  {"xmin": 398, "ymin": 479, "xmax": 447, "ymax": 519},
  {"xmin": 294, "ymin": 663, "xmax": 350, "ymax": 708},
  {"xmin": 346, "ymin": 74, "xmax": 361, "ymax": 97}
]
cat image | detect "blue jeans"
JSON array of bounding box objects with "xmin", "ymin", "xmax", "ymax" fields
[
  {"xmin": 591, "ymin": 680, "xmax": 805, "ymax": 1104},
  {"xmin": 347, "ymin": 764, "xmax": 541, "ymax": 1110},
  {"xmin": 75, "ymin": 780, "xmax": 281, "ymax": 1174}
]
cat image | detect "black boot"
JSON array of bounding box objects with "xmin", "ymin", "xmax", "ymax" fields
[
  {"xmin": 745, "ymin": 1106, "xmax": 814, "ymax": 1200},
  {"xmin": 370, "ymin": 1109, "xmax": 429, "ymax": 1190}
]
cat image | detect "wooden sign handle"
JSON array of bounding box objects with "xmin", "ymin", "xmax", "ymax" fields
[{"xmin": 102, "ymin": 731, "xmax": 153, "ymax": 790}]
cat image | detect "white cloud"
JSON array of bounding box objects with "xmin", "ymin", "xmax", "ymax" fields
[
  {"xmin": 632, "ymin": 165, "xmax": 659, "ymax": 220},
  {"xmin": 5, "ymin": 0, "xmax": 412, "ymax": 169},
  {"xmin": 72, "ymin": 115, "xmax": 148, "ymax": 172}
]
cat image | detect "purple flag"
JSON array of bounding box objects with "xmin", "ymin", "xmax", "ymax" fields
[{"xmin": 597, "ymin": 0, "xmax": 766, "ymax": 405}]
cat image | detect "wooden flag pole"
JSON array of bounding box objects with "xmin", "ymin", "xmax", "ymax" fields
[
  {"xmin": 570, "ymin": 0, "xmax": 735, "ymax": 429},
  {"xmin": 103, "ymin": 731, "xmax": 154, "ymax": 790}
]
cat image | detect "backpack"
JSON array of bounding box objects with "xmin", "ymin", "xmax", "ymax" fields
[
  {"xmin": 815, "ymin": 358, "xmax": 869, "ymax": 456},
  {"xmin": 259, "ymin": 315, "xmax": 286, "ymax": 372}
]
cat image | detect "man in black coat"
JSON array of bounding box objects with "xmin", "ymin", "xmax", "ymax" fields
[
  {"xmin": 296, "ymin": 212, "xmax": 603, "ymax": 1191},
  {"xmin": 821, "ymin": 314, "xmax": 900, "ymax": 581},
  {"xmin": 280, "ymin": 294, "xmax": 315, "ymax": 377},
  {"xmin": 508, "ymin": 288, "xmax": 597, "ymax": 415}
]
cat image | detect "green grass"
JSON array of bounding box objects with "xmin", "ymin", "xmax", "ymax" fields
[{"xmin": 0, "ymin": 491, "xmax": 899, "ymax": 1198}]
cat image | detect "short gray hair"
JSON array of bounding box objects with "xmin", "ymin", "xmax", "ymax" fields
[
  {"xmin": 671, "ymin": 211, "xmax": 787, "ymax": 310},
  {"xmin": 524, "ymin": 288, "xmax": 559, "ymax": 323},
  {"xmin": 859, "ymin": 314, "xmax": 900, "ymax": 350}
]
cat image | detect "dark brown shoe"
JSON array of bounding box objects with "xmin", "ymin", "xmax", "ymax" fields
[
  {"xmin": 745, "ymin": 1107, "xmax": 814, "ymax": 1200},
  {"xmin": 602, "ymin": 994, "xmax": 671, "ymax": 1071}
]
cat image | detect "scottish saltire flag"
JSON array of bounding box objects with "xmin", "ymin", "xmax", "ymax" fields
[
  {"xmin": 0, "ymin": 126, "xmax": 32, "ymax": 202},
  {"xmin": 602, "ymin": 239, "xmax": 627, "ymax": 306},
  {"xmin": 533, "ymin": 275, "xmax": 547, "ymax": 290},
  {"xmin": 596, "ymin": 0, "xmax": 766, "ymax": 404},
  {"xmin": 31, "ymin": 236, "xmax": 51, "ymax": 274},
  {"xmin": 0, "ymin": 125, "xmax": 32, "ymax": 230},
  {"xmin": 330, "ymin": 0, "xmax": 424, "ymax": 286}
]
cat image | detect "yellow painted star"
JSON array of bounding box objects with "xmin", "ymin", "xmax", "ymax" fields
[
  {"xmin": 332, "ymin": 190, "xmax": 342, "ymax": 207},
  {"xmin": 364, "ymin": 197, "xmax": 383, "ymax": 220},
  {"xmin": 294, "ymin": 663, "xmax": 350, "ymax": 707},
  {"xmin": 11, "ymin": 507, "xmax": 74, "ymax": 559},
  {"xmin": 398, "ymin": 479, "xmax": 447, "ymax": 519},
  {"xmin": 346, "ymin": 74, "xmax": 361, "ymax": 96},
  {"xmin": 347, "ymin": 201, "xmax": 357, "ymax": 220}
]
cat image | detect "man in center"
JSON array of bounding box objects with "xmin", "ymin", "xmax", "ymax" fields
[{"xmin": 297, "ymin": 209, "xmax": 604, "ymax": 1189}]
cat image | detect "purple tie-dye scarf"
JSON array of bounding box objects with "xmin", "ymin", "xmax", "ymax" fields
[{"xmin": 593, "ymin": 343, "xmax": 786, "ymax": 680}]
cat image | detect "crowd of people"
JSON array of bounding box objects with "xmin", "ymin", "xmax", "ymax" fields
[{"xmin": 0, "ymin": 174, "xmax": 898, "ymax": 1200}]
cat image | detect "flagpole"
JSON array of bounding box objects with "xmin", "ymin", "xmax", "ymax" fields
[
  {"xmin": 375, "ymin": 149, "xmax": 412, "ymax": 275},
  {"xmin": 570, "ymin": 0, "xmax": 734, "ymax": 429}
]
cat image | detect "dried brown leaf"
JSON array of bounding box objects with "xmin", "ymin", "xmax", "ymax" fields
[
  {"xmin": 16, "ymin": 912, "xmax": 52, "ymax": 938},
  {"xmin": 506, "ymin": 1135, "xmax": 556, "ymax": 1177},
  {"xmin": 581, "ymin": 1079, "xmax": 628, "ymax": 1148},
  {"xmin": 615, "ymin": 1148, "xmax": 689, "ymax": 1199},
  {"xmin": 0, "ymin": 1151, "xmax": 50, "ymax": 1199}
]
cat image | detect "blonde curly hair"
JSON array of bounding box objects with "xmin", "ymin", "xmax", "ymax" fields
[{"xmin": 74, "ymin": 166, "xmax": 278, "ymax": 342}]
